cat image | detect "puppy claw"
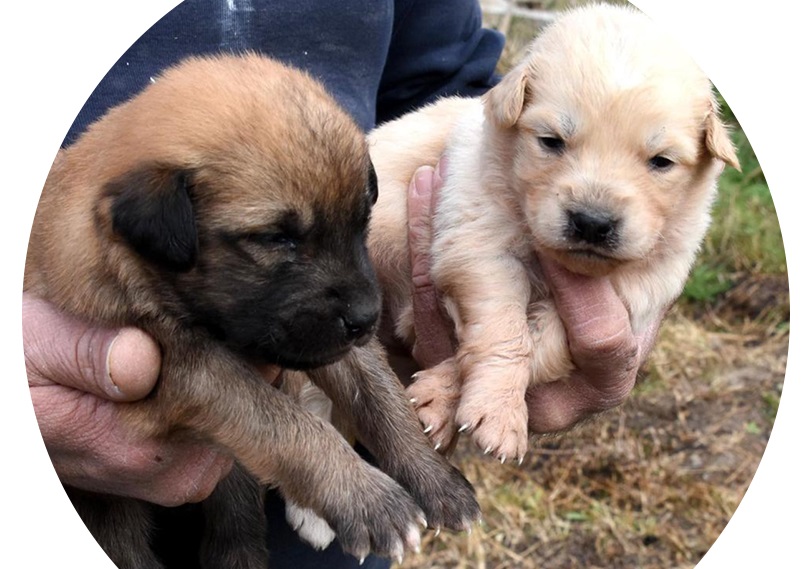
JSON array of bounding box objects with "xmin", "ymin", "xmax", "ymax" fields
[
  {"xmin": 417, "ymin": 515, "xmax": 428, "ymax": 529},
  {"xmin": 458, "ymin": 423, "xmax": 470, "ymax": 433},
  {"xmin": 397, "ymin": 555, "xmax": 403, "ymax": 565},
  {"xmin": 499, "ymin": 454, "xmax": 507, "ymax": 464},
  {"xmin": 409, "ymin": 397, "xmax": 418, "ymax": 404},
  {"xmin": 423, "ymin": 425, "xmax": 433, "ymax": 434},
  {"xmin": 434, "ymin": 527, "xmax": 441, "ymax": 538},
  {"xmin": 434, "ymin": 442, "xmax": 442, "ymax": 451},
  {"xmin": 359, "ymin": 556, "xmax": 366, "ymax": 566},
  {"xmin": 484, "ymin": 446, "xmax": 493, "ymax": 455},
  {"xmin": 518, "ymin": 455, "xmax": 525, "ymax": 466},
  {"xmin": 405, "ymin": 524, "xmax": 422, "ymax": 553}
]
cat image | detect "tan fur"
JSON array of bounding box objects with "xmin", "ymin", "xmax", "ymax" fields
[
  {"xmin": 26, "ymin": 53, "xmax": 479, "ymax": 568},
  {"xmin": 368, "ymin": 4, "xmax": 739, "ymax": 461}
]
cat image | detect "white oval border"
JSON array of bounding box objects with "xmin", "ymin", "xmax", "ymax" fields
[{"xmin": 2, "ymin": 1, "xmax": 804, "ymax": 567}]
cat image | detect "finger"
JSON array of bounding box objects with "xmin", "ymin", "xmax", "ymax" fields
[
  {"xmin": 408, "ymin": 165, "xmax": 438, "ymax": 290},
  {"xmin": 407, "ymin": 159, "xmax": 454, "ymax": 369},
  {"xmin": 525, "ymin": 366, "xmax": 636, "ymax": 434},
  {"xmin": 537, "ymin": 257, "xmax": 638, "ymax": 387},
  {"xmin": 23, "ymin": 294, "xmax": 161, "ymax": 401}
]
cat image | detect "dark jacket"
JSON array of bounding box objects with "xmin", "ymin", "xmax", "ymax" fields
[{"xmin": 64, "ymin": 0, "xmax": 503, "ymax": 145}]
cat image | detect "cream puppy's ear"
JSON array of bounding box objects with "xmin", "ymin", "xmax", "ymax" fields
[
  {"xmin": 705, "ymin": 101, "xmax": 741, "ymax": 170},
  {"xmin": 483, "ymin": 63, "xmax": 530, "ymax": 128}
]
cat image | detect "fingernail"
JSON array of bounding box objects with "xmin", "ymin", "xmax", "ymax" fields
[
  {"xmin": 412, "ymin": 166, "xmax": 434, "ymax": 196},
  {"xmin": 105, "ymin": 333, "xmax": 125, "ymax": 396},
  {"xmin": 107, "ymin": 328, "xmax": 161, "ymax": 401}
]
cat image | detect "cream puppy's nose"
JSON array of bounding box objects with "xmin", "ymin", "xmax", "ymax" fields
[{"xmin": 566, "ymin": 209, "xmax": 620, "ymax": 247}]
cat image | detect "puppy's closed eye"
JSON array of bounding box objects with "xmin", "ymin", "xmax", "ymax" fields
[
  {"xmin": 242, "ymin": 230, "xmax": 300, "ymax": 251},
  {"xmin": 224, "ymin": 210, "xmax": 309, "ymax": 262}
]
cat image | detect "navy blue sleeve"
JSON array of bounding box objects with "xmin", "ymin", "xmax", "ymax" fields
[{"xmin": 376, "ymin": 0, "xmax": 504, "ymax": 124}]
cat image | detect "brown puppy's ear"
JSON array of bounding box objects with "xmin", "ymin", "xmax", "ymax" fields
[
  {"xmin": 483, "ymin": 63, "xmax": 530, "ymax": 129},
  {"xmin": 705, "ymin": 101, "xmax": 741, "ymax": 171},
  {"xmin": 106, "ymin": 165, "xmax": 198, "ymax": 271}
]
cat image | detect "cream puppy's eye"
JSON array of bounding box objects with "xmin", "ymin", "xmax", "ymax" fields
[
  {"xmin": 649, "ymin": 155, "xmax": 675, "ymax": 171},
  {"xmin": 538, "ymin": 136, "xmax": 565, "ymax": 154}
]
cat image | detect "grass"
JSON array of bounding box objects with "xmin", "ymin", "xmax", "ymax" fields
[
  {"xmin": 398, "ymin": 4, "xmax": 789, "ymax": 568},
  {"xmin": 682, "ymin": 97, "xmax": 786, "ymax": 306}
]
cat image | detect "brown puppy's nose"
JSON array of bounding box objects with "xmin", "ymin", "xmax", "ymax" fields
[
  {"xmin": 567, "ymin": 209, "xmax": 619, "ymax": 246},
  {"xmin": 340, "ymin": 300, "xmax": 379, "ymax": 341}
]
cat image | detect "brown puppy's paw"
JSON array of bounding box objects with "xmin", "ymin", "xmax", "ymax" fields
[
  {"xmin": 406, "ymin": 359, "xmax": 461, "ymax": 452},
  {"xmin": 395, "ymin": 453, "xmax": 481, "ymax": 533},
  {"xmin": 455, "ymin": 386, "xmax": 529, "ymax": 463},
  {"xmin": 320, "ymin": 463, "xmax": 424, "ymax": 563}
]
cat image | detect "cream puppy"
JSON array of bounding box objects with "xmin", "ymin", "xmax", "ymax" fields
[{"xmin": 367, "ymin": 3, "xmax": 739, "ymax": 462}]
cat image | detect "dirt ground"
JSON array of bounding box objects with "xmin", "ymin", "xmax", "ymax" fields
[{"xmin": 401, "ymin": 274, "xmax": 788, "ymax": 568}]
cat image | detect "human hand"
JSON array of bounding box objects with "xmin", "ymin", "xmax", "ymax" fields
[
  {"xmin": 23, "ymin": 293, "xmax": 235, "ymax": 506},
  {"xmin": 524, "ymin": 259, "xmax": 661, "ymax": 434},
  {"xmin": 407, "ymin": 157, "xmax": 455, "ymax": 370}
]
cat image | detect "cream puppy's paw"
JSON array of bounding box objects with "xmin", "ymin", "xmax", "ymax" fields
[
  {"xmin": 455, "ymin": 383, "xmax": 529, "ymax": 463},
  {"xmin": 406, "ymin": 358, "xmax": 461, "ymax": 452}
]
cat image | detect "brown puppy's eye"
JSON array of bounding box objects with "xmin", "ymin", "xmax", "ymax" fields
[
  {"xmin": 649, "ymin": 155, "xmax": 675, "ymax": 171},
  {"xmin": 245, "ymin": 232, "xmax": 299, "ymax": 251},
  {"xmin": 538, "ymin": 136, "xmax": 565, "ymax": 154}
]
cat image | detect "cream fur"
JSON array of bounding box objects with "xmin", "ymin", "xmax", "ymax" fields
[{"xmin": 367, "ymin": 3, "xmax": 738, "ymax": 461}]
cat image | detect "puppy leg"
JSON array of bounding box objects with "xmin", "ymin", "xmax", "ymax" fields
[
  {"xmin": 526, "ymin": 300, "xmax": 575, "ymax": 385},
  {"xmin": 308, "ymin": 339, "xmax": 480, "ymax": 533},
  {"xmin": 405, "ymin": 356, "xmax": 462, "ymax": 452},
  {"xmin": 442, "ymin": 257, "xmax": 534, "ymax": 463},
  {"xmin": 200, "ymin": 463, "xmax": 268, "ymax": 569},
  {"xmin": 66, "ymin": 487, "xmax": 163, "ymax": 569},
  {"xmin": 137, "ymin": 335, "xmax": 425, "ymax": 563},
  {"xmin": 280, "ymin": 371, "xmax": 337, "ymax": 550}
]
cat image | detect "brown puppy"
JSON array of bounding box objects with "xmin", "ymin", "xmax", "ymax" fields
[
  {"xmin": 25, "ymin": 54, "xmax": 479, "ymax": 568},
  {"xmin": 367, "ymin": 4, "xmax": 740, "ymax": 462}
]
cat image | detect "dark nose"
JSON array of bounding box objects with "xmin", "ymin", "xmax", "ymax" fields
[
  {"xmin": 567, "ymin": 209, "xmax": 619, "ymax": 246},
  {"xmin": 341, "ymin": 299, "xmax": 379, "ymax": 341}
]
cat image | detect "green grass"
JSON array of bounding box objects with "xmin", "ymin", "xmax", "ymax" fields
[{"xmin": 682, "ymin": 96, "xmax": 786, "ymax": 306}]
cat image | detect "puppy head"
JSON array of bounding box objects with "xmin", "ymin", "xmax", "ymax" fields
[
  {"xmin": 483, "ymin": 4, "xmax": 739, "ymax": 277},
  {"xmin": 97, "ymin": 55, "xmax": 380, "ymax": 369}
]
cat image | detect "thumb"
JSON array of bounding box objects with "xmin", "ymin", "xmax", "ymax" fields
[{"xmin": 23, "ymin": 294, "xmax": 161, "ymax": 401}]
